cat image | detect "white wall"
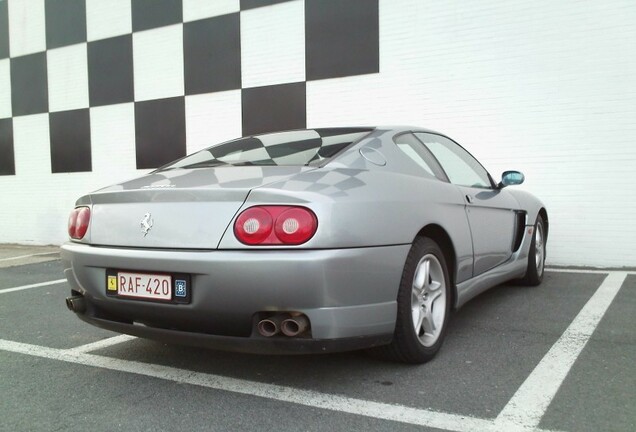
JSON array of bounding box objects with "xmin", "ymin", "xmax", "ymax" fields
[
  {"xmin": 308, "ymin": 0, "xmax": 636, "ymax": 267},
  {"xmin": 1, "ymin": 0, "xmax": 635, "ymax": 267}
]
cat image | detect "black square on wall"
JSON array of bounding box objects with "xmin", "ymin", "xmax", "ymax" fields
[
  {"xmin": 184, "ymin": 13, "xmax": 241, "ymax": 95},
  {"xmin": 242, "ymin": 82, "xmax": 306, "ymax": 136},
  {"xmin": 305, "ymin": 0, "xmax": 379, "ymax": 81},
  {"xmin": 50, "ymin": 109, "xmax": 92, "ymax": 173},
  {"xmin": 0, "ymin": 1, "xmax": 9, "ymax": 59},
  {"xmin": 132, "ymin": 0, "xmax": 183, "ymax": 32},
  {"xmin": 10, "ymin": 53, "xmax": 48, "ymax": 116},
  {"xmin": 45, "ymin": 0, "xmax": 87, "ymax": 49},
  {"xmin": 88, "ymin": 35, "xmax": 134, "ymax": 107},
  {"xmin": 135, "ymin": 97, "xmax": 186, "ymax": 169},
  {"xmin": 0, "ymin": 118, "xmax": 15, "ymax": 175}
]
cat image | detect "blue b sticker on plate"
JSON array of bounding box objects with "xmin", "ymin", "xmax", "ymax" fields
[{"xmin": 175, "ymin": 279, "xmax": 187, "ymax": 297}]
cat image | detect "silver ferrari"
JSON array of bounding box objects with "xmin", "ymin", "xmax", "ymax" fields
[{"xmin": 62, "ymin": 127, "xmax": 548, "ymax": 363}]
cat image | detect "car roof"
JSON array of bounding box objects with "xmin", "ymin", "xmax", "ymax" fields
[{"xmin": 373, "ymin": 125, "xmax": 443, "ymax": 135}]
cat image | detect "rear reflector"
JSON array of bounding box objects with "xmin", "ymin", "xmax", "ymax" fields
[
  {"xmin": 234, "ymin": 206, "xmax": 317, "ymax": 245},
  {"xmin": 68, "ymin": 207, "xmax": 90, "ymax": 239}
]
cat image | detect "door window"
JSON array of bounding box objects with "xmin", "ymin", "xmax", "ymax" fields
[{"xmin": 416, "ymin": 133, "xmax": 492, "ymax": 189}]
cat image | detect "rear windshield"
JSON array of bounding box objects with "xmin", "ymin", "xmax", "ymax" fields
[{"xmin": 159, "ymin": 128, "xmax": 373, "ymax": 170}]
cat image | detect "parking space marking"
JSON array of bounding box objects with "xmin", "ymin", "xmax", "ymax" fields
[
  {"xmin": 494, "ymin": 271, "xmax": 628, "ymax": 431},
  {"xmin": 0, "ymin": 252, "xmax": 59, "ymax": 262},
  {"xmin": 0, "ymin": 279, "xmax": 66, "ymax": 294},
  {"xmin": 547, "ymin": 267, "xmax": 635, "ymax": 275},
  {"xmin": 3, "ymin": 268, "xmax": 624, "ymax": 432},
  {"xmin": 68, "ymin": 335, "xmax": 137, "ymax": 353},
  {"xmin": 0, "ymin": 338, "xmax": 567, "ymax": 432}
]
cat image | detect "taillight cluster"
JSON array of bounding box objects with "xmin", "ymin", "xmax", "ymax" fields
[
  {"xmin": 68, "ymin": 207, "xmax": 90, "ymax": 239},
  {"xmin": 234, "ymin": 206, "xmax": 318, "ymax": 245}
]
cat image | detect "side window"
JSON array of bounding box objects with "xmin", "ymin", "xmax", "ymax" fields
[
  {"xmin": 415, "ymin": 133, "xmax": 492, "ymax": 188},
  {"xmin": 394, "ymin": 133, "xmax": 443, "ymax": 179}
]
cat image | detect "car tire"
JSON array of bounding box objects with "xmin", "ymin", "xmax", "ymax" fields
[
  {"xmin": 520, "ymin": 215, "xmax": 546, "ymax": 286},
  {"xmin": 371, "ymin": 236, "xmax": 452, "ymax": 364}
]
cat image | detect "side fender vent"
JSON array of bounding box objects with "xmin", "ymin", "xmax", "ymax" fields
[{"xmin": 512, "ymin": 211, "xmax": 527, "ymax": 252}]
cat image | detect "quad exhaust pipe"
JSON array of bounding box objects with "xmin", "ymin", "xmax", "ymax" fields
[
  {"xmin": 257, "ymin": 313, "xmax": 309, "ymax": 337},
  {"xmin": 65, "ymin": 295, "xmax": 86, "ymax": 313}
]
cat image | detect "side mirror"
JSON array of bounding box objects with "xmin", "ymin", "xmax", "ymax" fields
[{"xmin": 498, "ymin": 170, "xmax": 525, "ymax": 188}]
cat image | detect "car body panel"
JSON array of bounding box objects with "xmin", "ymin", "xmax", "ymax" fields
[
  {"xmin": 86, "ymin": 166, "xmax": 317, "ymax": 249},
  {"xmin": 61, "ymin": 242, "xmax": 407, "ymax": 339},
  {"xmin": 459, "ymin": 185, "xmax": 519, "ymax": 276},
  {"xmin": 508, "ymin": 188, "xmax": 549, "ymax": 229},
  {"xmin": 455, "ymin": 219, "xmax": 532, "ymax": 306}
]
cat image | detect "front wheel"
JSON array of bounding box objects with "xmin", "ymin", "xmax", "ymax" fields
[
  {"xmin": 520, "ymin": 215, "xmax": 546, "ymax": 286},
  {"xmin": 373, "ymin": 236, "xmax": 451, "ymax": 364}
]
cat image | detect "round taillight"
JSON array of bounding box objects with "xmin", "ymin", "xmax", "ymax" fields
[
  {"xmin": 234, "ymin": 207, "xmax": 273, "ymax": 245},
  {"xmin": 68, "ymin": 207, "xmax": 90, "ymax": 240},
  {"xmin": 234, "ymin": 206, "xmax": 318, "ymax": 245},
  {"xmin": 274, "ymin": 207, "xmax": 318, "ymax": 245}
]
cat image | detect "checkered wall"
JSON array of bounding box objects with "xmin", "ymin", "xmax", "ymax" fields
[
  {"xmin": 0, "ymin": 0, "xmax": 379, "ymax": 175},
  {"xmin": 2, "ymin": 0, "xmax": 634, "ymax": 267}
]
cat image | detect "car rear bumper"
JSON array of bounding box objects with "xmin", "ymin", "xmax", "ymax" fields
[
  {"xmin": 76, "ymin": 314, "xmax": 393, "ymax": 354},
  {"xmin": 61, "ymin": 242, "xmax": 410, "ymax": 353}
]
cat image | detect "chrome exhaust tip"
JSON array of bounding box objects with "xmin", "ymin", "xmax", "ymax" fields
[
  {"xmin": 281, "ymin": 315, "xmax": 309, "ymax": 337},
  {"xmin": 257, "ymin": 314, "xmax": 287, "ymax": 337},
  {"xmin": 65, "ymin": 295, "xmax": 86, "ymax": 313}
]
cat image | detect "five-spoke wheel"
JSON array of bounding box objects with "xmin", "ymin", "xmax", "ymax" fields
[{"xmin": 411, "ymin": 254, "xmax": 447, "ymax": 348}]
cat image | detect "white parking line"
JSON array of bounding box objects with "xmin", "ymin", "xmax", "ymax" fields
[
  {"xmin": 0, "ymin": 271, "xmax": 626, "ymax": 431},
  {"xmin": 0, "ymin": 338, "xmax": 492, "ymax": 431},
  {"xmin": 494, "ymin": 271, "xmax": 628, "ymax": 430},
  {"xmin": 0, "ymin": 251, "xmax": 59, "ymax": 261},
  {"xmin": 546, "ymin": 267, "xmax": 636, "ymax": 275},
  {"xmin": 0, "ymin": 338, "xmax": 566, "ymax": 432},
  {"xmin": 67, "ymin": 335, "xmax": 137, "ymax": 353},
  {"xmin": 0, "ymin": 279, "xmax": 66, "ymax": 294}
]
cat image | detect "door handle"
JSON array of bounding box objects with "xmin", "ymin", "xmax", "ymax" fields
[{"xmin": 465, "ymin": 195, "xmax": 473, "ymax": 204}]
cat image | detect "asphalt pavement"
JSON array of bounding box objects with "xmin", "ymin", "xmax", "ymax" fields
[{"xmin": 0, "ymin": 245, "xmax": 634, "ymax": 432}]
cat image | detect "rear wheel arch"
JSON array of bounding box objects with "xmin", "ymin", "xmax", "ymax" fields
[
  {"xmin": 369, "ymin": 235, "xmax": 452, "ymax": 363},
  {"xmin": 415, "ymin": 225, "xmax": 457, "ymax": 308}
]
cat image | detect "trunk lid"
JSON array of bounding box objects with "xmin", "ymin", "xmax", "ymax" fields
[{"xmin": 88, "ymin": 166, "xmax": 314, "ymax": 249}]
